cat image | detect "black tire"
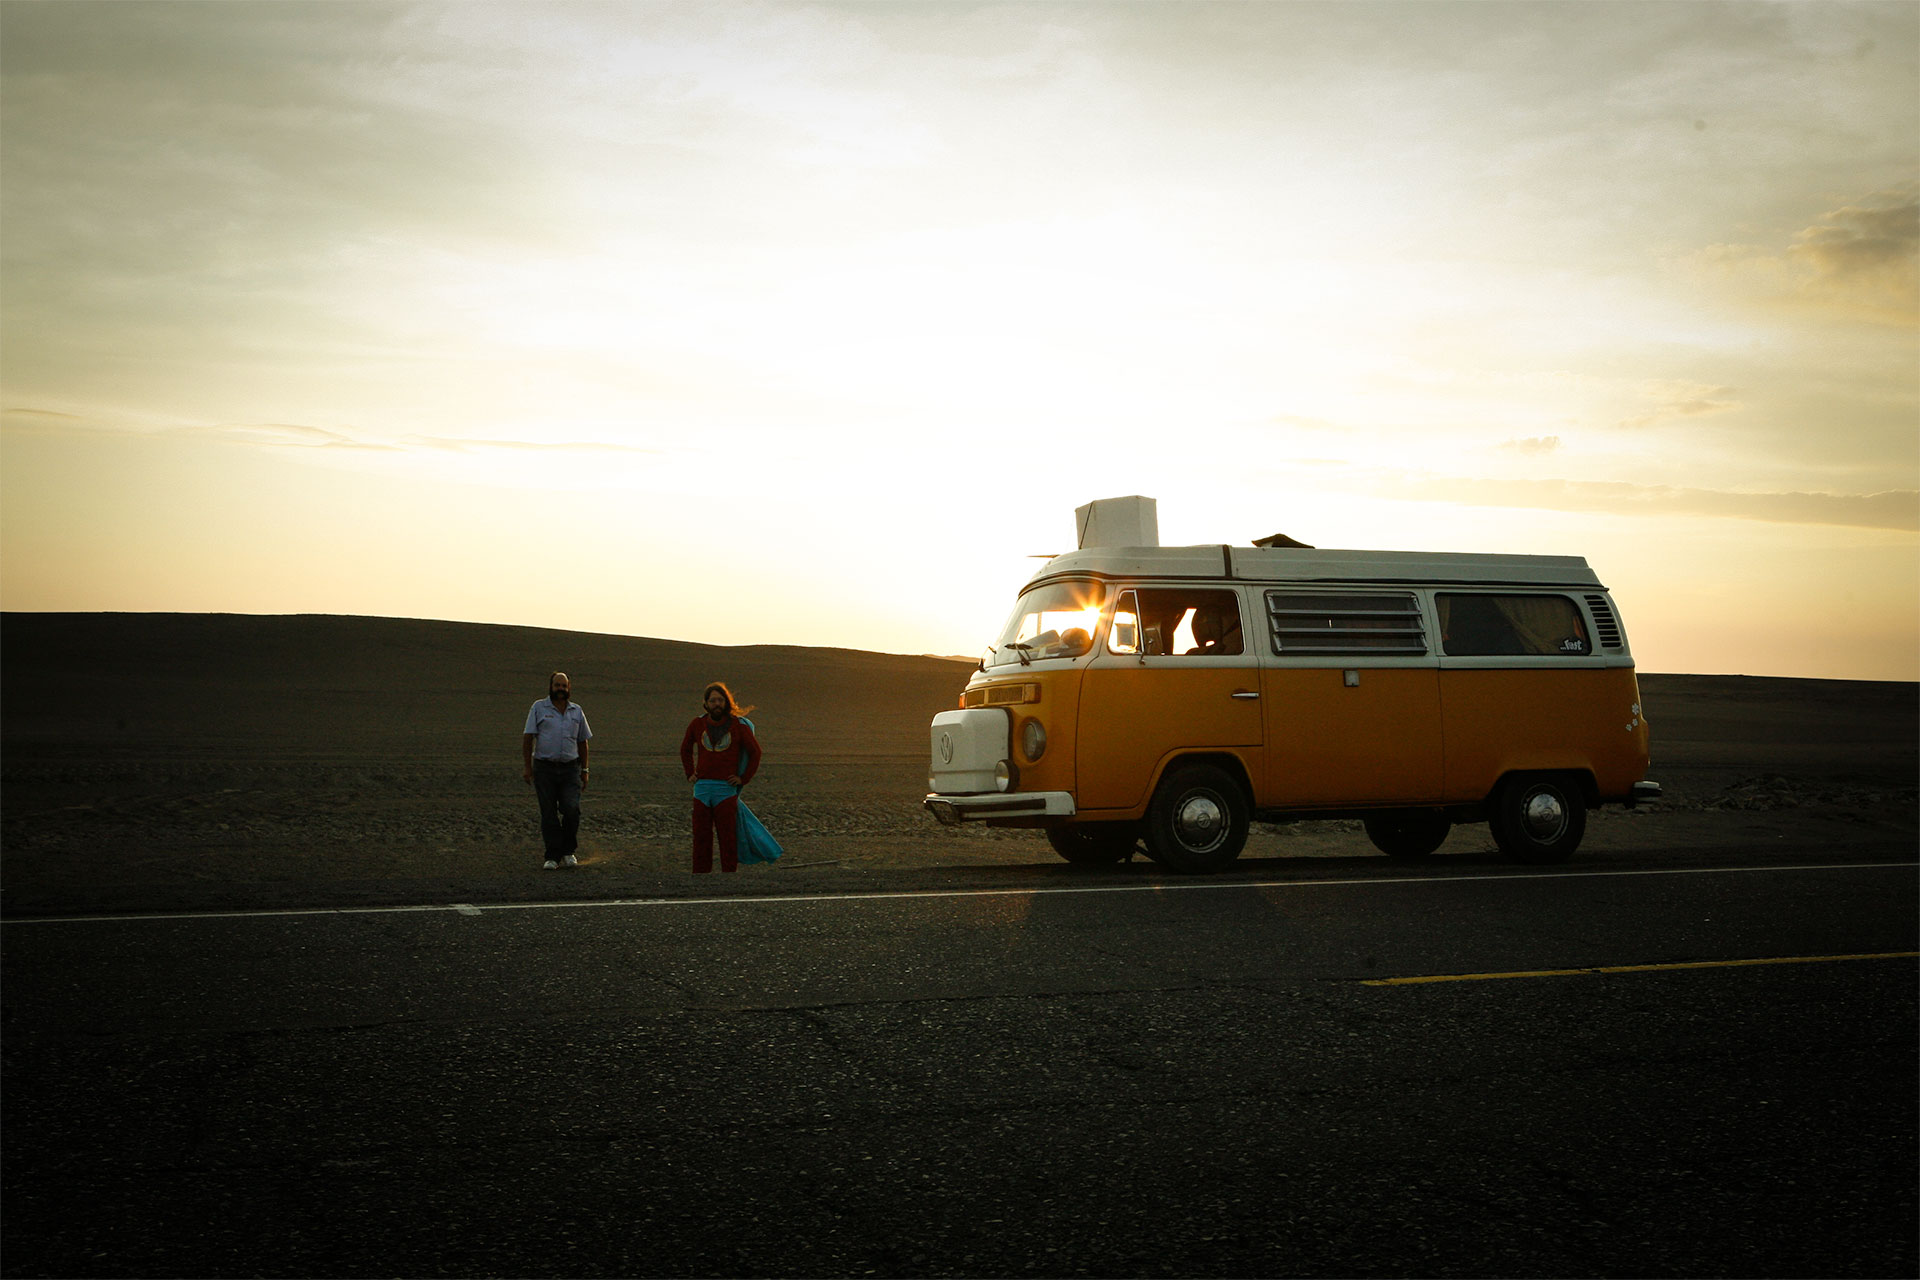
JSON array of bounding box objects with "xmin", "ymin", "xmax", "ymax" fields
[
  {"xmin": 1046, "ymin": 822, "xmax": 1139, "ymax": 865},
  {"xmin": 1362, "ymin": 809, "xmax": 1451, "ymax": 860},
  {"xmin": 1488, "ymin": 773, "xmax": 1587, "ymax": 864},
  {"xmin": 1144, "ymin": 764, "xmax": 1250, "ymax": 874}
]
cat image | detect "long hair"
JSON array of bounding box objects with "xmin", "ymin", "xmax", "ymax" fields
[{"xmin": 703, "ymin": 681, "xmax": 754, "ymax": 717}]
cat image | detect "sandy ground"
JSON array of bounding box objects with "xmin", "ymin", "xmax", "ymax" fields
[{"xmin": 3, "ymin": 614, "xmax": 1914, "ymax": 914}]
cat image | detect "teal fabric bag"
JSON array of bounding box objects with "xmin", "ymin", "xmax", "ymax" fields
[{"xmin": 736, "ymin": 801, "xmax": 783, "ymax": 865}]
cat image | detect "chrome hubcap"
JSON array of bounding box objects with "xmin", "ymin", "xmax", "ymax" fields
[
  {"xmin": 1521, "ymin": 789, "xmax": 1568, "ymax": 841},
  {"xmin": 1174, "ymin": 792, "xmax": 1227, "ymax": 851}
]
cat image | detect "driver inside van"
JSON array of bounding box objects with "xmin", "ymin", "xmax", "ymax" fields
[{"xmin": 1185, "ymin": 603, "xmax": 1243, "ymax": 655}]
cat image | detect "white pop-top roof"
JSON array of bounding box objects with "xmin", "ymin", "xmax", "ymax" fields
[{"xmin": 1026, "ymin": 544, "xmax": 1604, "ymax": 591}]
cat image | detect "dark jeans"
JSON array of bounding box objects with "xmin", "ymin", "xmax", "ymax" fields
[{"xmin": 531, "ymin": 759, "xmax": 582, "ymax": 859}]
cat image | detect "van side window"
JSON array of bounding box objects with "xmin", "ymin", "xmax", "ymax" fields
[
  {"xmin": 1438, "ymin": 594, "xmax": 1590, "ymax": 657},
  {"xmin": 1108, "ymin": 589, "xmax": 1243, "ymax": 657},
  {"xmin": 1266, "ymin": 592, "xmax": 1426, "ymax": 654}
]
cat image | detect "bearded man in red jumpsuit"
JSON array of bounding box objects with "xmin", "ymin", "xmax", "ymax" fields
[{"xmin": 679, "ymin": 681, "xmax": 763, "ymax": 873}]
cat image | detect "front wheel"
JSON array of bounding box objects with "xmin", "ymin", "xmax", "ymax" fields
[
  {"xmin": 1488, "ymin": 774, "xmax": 1587, "ymax": 864},
  {"xmin": 1363, "ymin": 810, "xmax": 1451, "ymax": 860},
  {"xmin": 1046, "ymin": 822, "xmax": 1139, "ymax": 865},
  {"xmin": 1144, "ymin": 764, "xmax": 1250, "ymax": 874}
]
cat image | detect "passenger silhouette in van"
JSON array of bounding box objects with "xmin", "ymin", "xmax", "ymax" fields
[{"xmin": 1185, "ymin": 603, "xmax": 1243, "ymax": 656}]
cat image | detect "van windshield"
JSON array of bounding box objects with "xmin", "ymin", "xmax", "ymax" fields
[{"xmin": 986, "ymin": 581, "xmax": 1105, "ymax": 667}]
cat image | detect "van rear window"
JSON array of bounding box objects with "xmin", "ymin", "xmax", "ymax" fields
[
  {"xmin": 1266, "ymin": 592, "xmax": 1426, "ymax": 655},
  {"xmin": 1438, "ymin": 594, "xmax": 1590, "ymax": 657}
]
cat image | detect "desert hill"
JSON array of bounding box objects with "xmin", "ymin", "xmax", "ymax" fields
[
  {"xmin": 1, "ymin": 612, "xmax": 975, "ymax": 763},
  {"xmin": 4, "ymin": 612, "xmax": 1912, "ymax": 777}
]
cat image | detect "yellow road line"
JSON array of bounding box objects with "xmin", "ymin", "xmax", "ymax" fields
[{"xmin": 1362, "ymin": 951, "xmax": 1920, "ymax": 986}]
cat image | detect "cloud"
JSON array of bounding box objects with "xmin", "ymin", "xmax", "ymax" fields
[
  {"xmin": 1791, "ymin": 189, "xmax": 1919, "ymax": 283},
  {"xmin": 1617, "ymin": 381, "xmax": 1740, "ymax": 430},
  {"xmin": 401, "ymin": 436, "xmax": 661, "ymax": 455},
  {"xmin": 199, "ymin": 424, "xmax": 672, "ymax": 460},
  {"xmin": 1498, "ymin": 436, "xmax": 1561, "ymax": 456},
  {"xmin": 185, "ymin": 422, "xmax": 398, "ymax": 451},
  {"xmin": 1374, "ymin": 473, "xmax": 1918, "ymax": 532},
  {"xmin": 188, "ymin": 423, "xmax": 665, "ymax": 457},
  {"xmin": 3, "ymin": 410, "xmax": 661, "ymax": 459},
  {"xmin": 1, "ymin": 406, "xmax": 85, "ymax": 425},
  {"xmin": 1268, "ymin": 413, "xmax": 1361, "ymax": 440},
  {"xmin": 1692, "ymin": 185, "xmax": 1919, "ymax": 328}
]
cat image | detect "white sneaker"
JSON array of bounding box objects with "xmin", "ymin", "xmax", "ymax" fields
[
  {"xmin": 561, "ymin": 854, "xmax": 579, "ymax": 867},
  {"xmin": 543, "ymin": 859, "xmax": 559, "ymax": 870}
]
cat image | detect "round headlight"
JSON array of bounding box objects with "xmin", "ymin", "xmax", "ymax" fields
[
  {"xmin": 993, "ymin": 760, "xmax": 1011, "ymax": 792},
  {"xmin": 1021, "ymin": 718, "xmax": 1047, "ymax": 762}
]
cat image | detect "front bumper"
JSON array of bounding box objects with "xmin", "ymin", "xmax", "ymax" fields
[
  {"xmin": 924, "ymin": 791, "xmax": 1078, "ymax": 826},
  {"xmin": 1628, "ymin": 780, "xmax": 1663, "ymax": 807}
]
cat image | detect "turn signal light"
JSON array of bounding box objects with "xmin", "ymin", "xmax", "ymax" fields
[{"xmin": 963, "ymin": 682, "xmax": 1040, "ymax": 709}]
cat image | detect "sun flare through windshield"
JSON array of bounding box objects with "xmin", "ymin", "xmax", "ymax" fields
[{"xmin": 985, "ymin": 581, "xmax": 1105, "ymax": 667}]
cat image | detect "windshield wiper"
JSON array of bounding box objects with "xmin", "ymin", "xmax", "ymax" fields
[{"xmin": 1005, "ymin": 642, "xmax": 1034, "ymax": 667}]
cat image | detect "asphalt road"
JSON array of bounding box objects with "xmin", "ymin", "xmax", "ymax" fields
[{"xmin": 4, "ymin": 851, "xmax": 1916, "ymax": 1279}]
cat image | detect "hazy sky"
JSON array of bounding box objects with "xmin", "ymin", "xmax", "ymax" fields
[{"xmin": 3, "ymin": 1, "xmax": 1915, "ymax": 679}]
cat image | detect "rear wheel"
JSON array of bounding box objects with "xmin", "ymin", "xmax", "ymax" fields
[
  {"xmin": 1362, "ymin": 810, "xmax": 1451, "ymax": 860},
  {"xmin": 1046, "ymin": 822, "xmax": 1138, "ymax": 864},
  {"xmin": 1144, "ymin": 764, "xmax": 1250, "ymax": 874},
  {"xmin": 1488, "ymin": 774, "xmax": 1587, "ymax": 864}
]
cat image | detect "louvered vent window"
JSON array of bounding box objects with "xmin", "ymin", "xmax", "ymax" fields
[
  {"xmin": 1266, "ymin": 592, "xmax": 1427, "ymax": 655},
  {"xmin": 1585, "ymin": 594, "xmax": 1624, "ymax": 650}
]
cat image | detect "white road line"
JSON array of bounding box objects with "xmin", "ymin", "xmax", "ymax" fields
[{"xmin": 2, "ymin": 860, "xmax": 1912, "ymax": 925}]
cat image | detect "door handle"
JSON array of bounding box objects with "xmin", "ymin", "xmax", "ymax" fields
[{"xmin": 1230, "ymin": 689, "xmax": 1260, "ymax": 700}]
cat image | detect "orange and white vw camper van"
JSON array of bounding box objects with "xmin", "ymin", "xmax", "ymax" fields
[{"xmin": 925, "ymin": 496, "xmax": 1660, "ymax": 872}]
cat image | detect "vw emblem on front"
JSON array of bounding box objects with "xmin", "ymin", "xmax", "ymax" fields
[{"xmin": 939, "ymin": 732, "xmax": 954, "ymax": 764}]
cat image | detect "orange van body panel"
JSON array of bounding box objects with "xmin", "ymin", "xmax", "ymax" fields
[
  {"xmin": 1075, "ymin": 665, "xmax": 1262, "ymax": 812},
  {"xmin": 1017, "ymin": 673, "xmax": 1080, "ymax": 796},
  {"xmin": 1260, "ymin": 666, "xmax": 1444, "ymax": 807},
  {"xmin": 1438, "ymin": 666, "xmax": 1650, "ymax": 801},
  {"xmin": 965, "ymin": 653, "xmax": 1650, "ymax": 820}
]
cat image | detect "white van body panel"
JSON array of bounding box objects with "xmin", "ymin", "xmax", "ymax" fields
[
  {"xmin": 929, "ymin": 708, "xmax": 1012, "ymax": 795},
  {"xmin": 1029, "ymin": 546, "xmax": 1604, "ymax": 593}
]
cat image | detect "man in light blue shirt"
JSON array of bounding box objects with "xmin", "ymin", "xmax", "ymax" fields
[{"xmin": 521, "ymin": 671, "xmax": 592, "ymax": 869}]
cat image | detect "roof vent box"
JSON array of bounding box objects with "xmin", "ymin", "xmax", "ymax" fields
[{"xmin": 1075, "ymin": 495, "xmax": 1159, "ymax": 549}]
